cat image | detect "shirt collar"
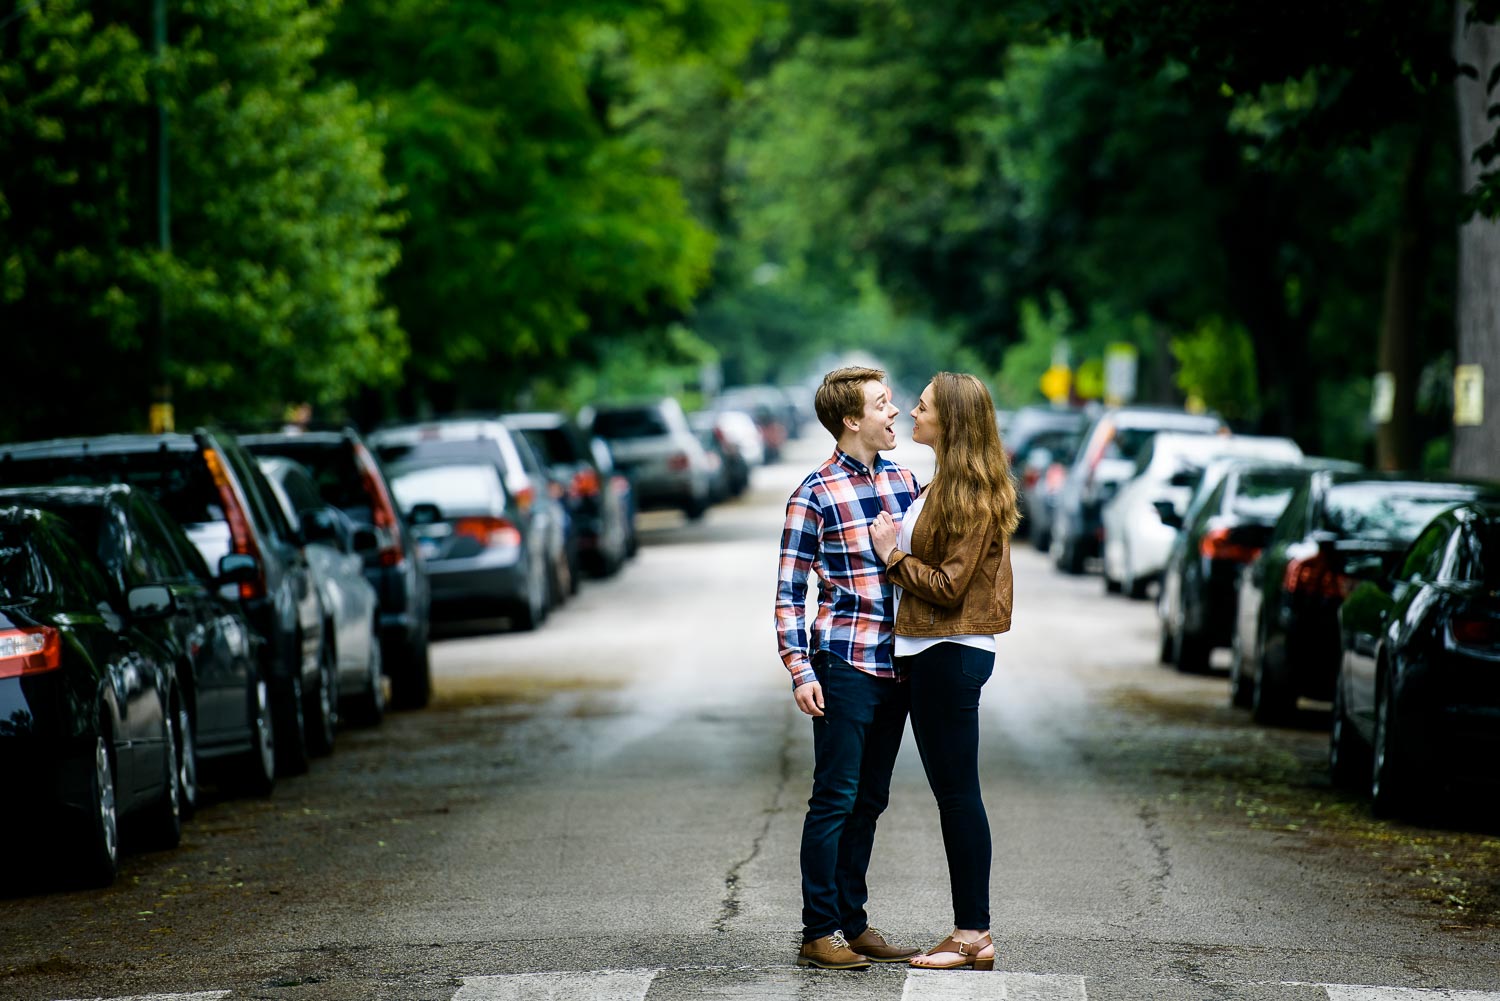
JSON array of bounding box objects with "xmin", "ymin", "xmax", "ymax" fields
[{"xmin": 832, "ymin": 448, "xmax": 886, "ymax": 477}]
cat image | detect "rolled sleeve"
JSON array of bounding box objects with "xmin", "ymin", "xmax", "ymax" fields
[{"xmin": 775, "ymin": 490, "xmax": 822, "ymax": 687}]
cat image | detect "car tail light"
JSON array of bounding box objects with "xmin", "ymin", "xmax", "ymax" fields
[
  {"xmin": 453, "ymin": 516, "xmax": 521, "ymax": 552},
  {"xmin": 513, "ymin": 485, "xmax": 535, "ymax": 512},
  {"xmin": 1450, "ymin": 615, "xmax": 1500, "ymax": 648},
  {"xmin": 1045, "ymin": 463, "xmax": 1067, "ymax": 492},
  {"xmin": 202, "ymin": 448, "xmax": 267, "ymax": 601},
  {"xmin": 1282, "ymin": 552, "xmax": 1350, "ymax": 600},
  {"xmin": 1022, "ymin": 467, "xmax": 1041, "ymax": 490},
  {"xmin": 610, "ymin": 474, "xmax": 630, "ymax": 496},
  {"xmin": 1200, "ymin": 528, "xmax": 1261, "ymax": 564},
  {"xmin": 354, "ymin": 441, "xmax": 405, "ymax": 568},
  {"xmin": 0, "ymin": 626, "xmax": 61, "ymax": 678},
  {"xmin": 572, "ymin": 468, "xmax": 601, "ymax": 499},
  {"xmin": 668, "ymin": 452, "xmax": 691, "ymax": 472}
]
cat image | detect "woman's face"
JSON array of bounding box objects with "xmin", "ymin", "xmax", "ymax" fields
[{"xmin": 910, "ymin": 382, "xmax": 940, "ymax": 448}]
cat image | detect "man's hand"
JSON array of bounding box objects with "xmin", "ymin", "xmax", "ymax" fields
[
  {"xmin": 794, "ymin": 680, "xmax": 825, "ymax": 717},
  {"xmin": 870, "ymin": 510, "xmax": 898, "ymax": 562}
]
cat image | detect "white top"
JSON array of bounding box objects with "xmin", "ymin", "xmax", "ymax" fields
[{"xmin": 892, "ymin": 494, "xmax": 997, "ymax": 658}]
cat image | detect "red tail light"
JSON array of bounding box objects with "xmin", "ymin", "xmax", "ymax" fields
[
  {"xmin": 203, "ymin": 448, "xmax": 266, "ymax": 600},
  {"xmin": 453, "ymin": 516, "xmax": 521, "ymax": 551},
  {"xmin": 1282, "ymin": 553, "xmax": 1350, "ymax": 599},
  {"xmin": 572, "ymin": 468, "xmax": 601, "ymax": 499},
  {"xmin": 1023, "ymin": 467, "xmax": 1041, "ymax": 490},
  {"xmin": 610, "ymin": 474, "xmax": 630, "ymax": 496},
  {"xmin": 0, "ymin": 626, "xmax": 61, "ymax": 678},
  {"xmin": 514, "ymin": 485, "xmax": 535, "ymax": 512},
  {"xmin": 1045, "ymin": 463, "xmax": 1067, "ymax": 492},
  {"xmin": 668, "ymin": 452, "xmax": 691, "ymax": 472},
  {"xmin": 1200, "ymin": 528, "xmax": 1261, "ymax": 564},
  {"xmin": 1450, "ymin": 615, "xmax": 1500, "ymax": 648},
  {"xmin": 354, "ymin": 441, "xmax": 405, "ymax": 568}
]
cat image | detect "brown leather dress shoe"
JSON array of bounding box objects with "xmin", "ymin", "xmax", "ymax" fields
[
  {"xmin": 796, "ymin": 931, "xmax": 873, "ymax": 969},
  {"xmin": 846, "ymin": 926, "xmax": 921, "ymax": 962}
]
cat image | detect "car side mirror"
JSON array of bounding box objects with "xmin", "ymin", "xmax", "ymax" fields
[
  {"xmin": 126, "ymin": 583, "xmax": 175, "ymax": 619},
  {"xmin": 407, "ymin": 502, "xmax": 443, "ymax": 526},
  {"xmin": 218, "ymin": 552, "xmax": 260, "ymax": 585},
  {"xmin": 1152, "ymin": 499, "xmax": 1183, "ymax": 529}
]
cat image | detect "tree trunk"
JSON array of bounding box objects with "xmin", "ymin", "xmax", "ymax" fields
[
  {"xmin": 1453, "ymin": 3, "xmax": 1500, "ymax": 479},
  {"xmin": 1374, "ymin": 129, "xmax": 1434, "ymax": 471}
]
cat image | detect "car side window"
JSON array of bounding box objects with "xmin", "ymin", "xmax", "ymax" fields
[
  {"xmin": 1398, "ymin": 521, "xmax": 1448, "ymax": 582},
  {"xmin": 138, "ymin": 497, "xmax": 212, "ymax": 581},
  {"xmin": 234, "ymin": 449, "xmax": 297, "ymax": 543},
  {"xmin": 128, "ymin": 496, "xmax": 192, "ymax": 580},
  {"xmin": 1269, "ymin": 483, "xmax": 1309, "ymax": 546},
  {"xmin": 101, "ymin": 504, "xmax": 155, "ymax": 589}
]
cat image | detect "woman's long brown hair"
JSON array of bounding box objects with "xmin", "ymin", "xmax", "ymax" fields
[{"xmin": 922, "ymin": 373, "xmax": 1021, "ymax": 538}]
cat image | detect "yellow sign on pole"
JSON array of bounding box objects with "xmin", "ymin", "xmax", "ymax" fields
[
  {"xmin": 1455, "ymin": 364, "xmax": 1484, "ymax": 427},
  {"xmin": 1040, "ymin": 365, "xmax": 1071, "ymax": 403},
  {"xmin": 149, "ymin": 403, "xmax": 175, "ymax": 434}
]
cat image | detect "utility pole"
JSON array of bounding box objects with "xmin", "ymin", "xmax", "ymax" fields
[{"xmin": 148, "ymin": 0, "xmax": 174, "ymax": 433}]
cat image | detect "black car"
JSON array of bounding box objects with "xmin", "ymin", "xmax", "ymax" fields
[
  {"xmin": 1333, "ymin": 501, "xmax": 1500, "ymax": 818},
  {"xmin": 0, "ymin": 506, "xmax": 184, "ymax": 886},
  {"xmin": 503, "ymin": 412, "xmax": 631, "ymax": 578},
  {"xmin": 0, "ymin": 485, "xmax": 275, "ymax": 804},
  {"xmin": 239, "ymin": 428, "xmax": 433, "ymax": 710},
  {"xmin": 0, "ymin": 430, "xmax": 331, "ymax": 774},
  {"xmin": 1160, "ymin": 461, "xmax": 1345, "ymax": 675},
  {"xmin": 1232, "ymin": 471, "xmax": 1500, "ymax": 724}
]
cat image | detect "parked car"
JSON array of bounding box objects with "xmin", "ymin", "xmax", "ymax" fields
[
  {"xmin": 0, "ymin": 484, "xmax": 275, "ymax": 807},
  {"xmin": 1333, "ymin": 500, "xmax": 1500, "ymax": 818},
  {"xmin": 380, "ymin": 447, "xmax": 547, "ymax": 629},
  {"xmin": 1232, "ymin": 471, "xmax": 1500, "ymax": 723},
  {"xmin": 583, "ymin": 398, "xmax": 716, "ymax": 519},
  {"xmin": 370, "ymin": 419, "xmax": 569, "ymax": 613},
  {"xmin": 713, "ymin": 385, "xmax": 795, "ymax": 459},
  {"xmin": 1102, "ymin": 432, "xmax": 1303, "ymax": 598},
  {"xmin": 1018, "ymin": 433, "xmax": 1080, "ymax": 551},
  {"xmin": 238, "ymin": 428, "xmax": 433, "ymax": 710},
  {"xmin": 0, "ymin": 505, "xmax": 184, "ymax": 886},
  {"xmin": 1050, "ymin": 406, "xmax": 1225, "ymax": 574},
  {"xmin": 0, "ymin": 430, "xmax": 330, "ymax": 775},
  {"xmin": 1157, "ymin": 460, "xmax": 1336, "ymax": 674},
  {"xmin": 502, "ymin": 412, "xmax": 631, "ymax": 578},
  {"xmin": 594, "ymin": 437, "xmax": 640, "ymax": 560},
  {"xmin": 258, "ymin": 456, "xmax": 385, "ymax": 727},
  {"xmin": 710, "ymin": 408, "xmax": 766, "ymax": 469},
  {"xmin": 689, "ymin": 410, "xmax": 751, "ymax": 499}
]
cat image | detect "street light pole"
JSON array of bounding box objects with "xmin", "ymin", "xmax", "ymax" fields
[{"xmin": 148, "ymin": 0, "xmax": 174, "ymax": 433}]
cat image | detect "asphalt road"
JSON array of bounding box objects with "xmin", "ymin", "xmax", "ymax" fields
[{"xmin": 2, "ymin": 431, "xmax": 1498, "ymax": 1001}]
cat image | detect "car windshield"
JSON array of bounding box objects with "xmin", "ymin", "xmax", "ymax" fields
[
  {"xmin": 0, "ymin": 523, "xmax": 42, "ymax": 600},
  {"xmin": 1229, "ymin": 476, "xmax": 1301, "ymax": 523},
  {"xmin": 1322, "ymin": 484, "xmax": 1479, "ymax": 543},
  {"xmin": 593, "ymin": 409, "xmax": 669, "ymax": 439},
  {"xmin": 517, "ymin": 426, "xmax": 576, "ymax": 465},
  {"xmin": 389, "ymin": 463, "xmax": 506, "ymax": 518},
  {"xmin": 247, "ymin": 441, "xmax": 371, "ymax": 517}
]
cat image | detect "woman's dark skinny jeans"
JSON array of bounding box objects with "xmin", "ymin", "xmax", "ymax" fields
[{"xmin": 901, "ymin": 641, "xmax": 993, "ymax": 931}]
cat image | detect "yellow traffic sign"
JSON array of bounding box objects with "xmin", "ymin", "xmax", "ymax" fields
[{"xmin": 1040, "ymin": 365, "xmax": 1071, "ymax": 403}]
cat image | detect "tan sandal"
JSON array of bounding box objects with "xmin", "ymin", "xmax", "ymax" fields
[{"xmin": 909, "ymin": 932, "xmax": 994, "ymax": 971}]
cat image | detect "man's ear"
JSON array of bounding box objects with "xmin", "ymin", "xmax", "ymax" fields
[{"xmin": 842, "ymin": 414, "xmax": 860, "ymax": 434}]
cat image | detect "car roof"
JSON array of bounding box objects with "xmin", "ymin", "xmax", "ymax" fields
[
  {"xmin": 0, "ymin": 432, "xmax": 203, "ymax": 457},
  {"xmin": 238, "ymin": 429, "xmax": 354, "ymax": 448},
  {"xmin": 0, "ymin": 483, "xmax": 129, "ymax": 507}
]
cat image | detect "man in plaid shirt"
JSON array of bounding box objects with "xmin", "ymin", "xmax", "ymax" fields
[{"xmin": 776, "ymin": 365, "xmax": 921, "ymax": 969}]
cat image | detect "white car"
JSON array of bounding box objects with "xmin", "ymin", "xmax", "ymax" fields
[{"xmin": 1100, "ymin": 432, "xmax": 1303, "ymax": 598}]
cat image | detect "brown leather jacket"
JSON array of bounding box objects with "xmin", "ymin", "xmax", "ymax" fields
[{"xmin": 884, "ymin": 504, "xmax": 1013, "ymax": 638}]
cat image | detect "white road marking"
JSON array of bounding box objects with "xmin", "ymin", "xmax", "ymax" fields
[
  {"xmin": 1325, "ymin": 988, "xmax": 1500, "ymax": 1001},
  {"xmin": 454, "ymin": 969, "xmax": 661, "ymax": 1001},
  {"xmin": 903, "ymin": 970, "xmax": 1088, "ymax": 1000},
  {"xmin": 55, "ymin": 994, "xmax": 230, "ymax": 1001}
]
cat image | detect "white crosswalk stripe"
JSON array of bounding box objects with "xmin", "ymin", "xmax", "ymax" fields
[
  {"xmin": 454, "ymin": 969, "xmax": 660, "ymax": 1001},
  {"xmin": 902, "ymin": 970, "xmax": 1087, "ymax": 1000},
  {"xmin": 1324, "ymin": 988, "xmax": 1500, "ymax": 1001},
  {"xmin": 56, "ymin": 994, "xmax": 231, "ymax": 1001}
]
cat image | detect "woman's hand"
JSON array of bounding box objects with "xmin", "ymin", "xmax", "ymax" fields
[{"xmin": 870, "ymin": 510, "xmax": 898, "ymax": 563}]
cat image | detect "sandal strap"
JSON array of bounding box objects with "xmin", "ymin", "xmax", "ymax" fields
[{"xmin": 928, "ymin": 932, "xmax": 992, "ymax": 957}]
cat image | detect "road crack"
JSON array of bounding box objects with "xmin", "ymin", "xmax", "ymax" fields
[{"xmin": 715, "ymin": 707, "xmax": 796, "ymax": 933}]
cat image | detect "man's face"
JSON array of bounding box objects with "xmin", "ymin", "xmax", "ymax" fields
[{"xmin": 851, "ymin": 380, "xmax": 899, "ymax": 453}]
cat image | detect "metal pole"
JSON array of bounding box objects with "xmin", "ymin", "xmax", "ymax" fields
[{"xmin": 149, "ymin": 0, "xmax": 174, "ymax": 433}]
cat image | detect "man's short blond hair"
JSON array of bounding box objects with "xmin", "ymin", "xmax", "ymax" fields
[{"xmin": 814, "ymin": 366, "xmax": 887, "ymax": 440}]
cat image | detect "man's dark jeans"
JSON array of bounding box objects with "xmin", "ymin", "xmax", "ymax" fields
[{"xmin": 800, "ymin": 652, "xmax": 909, "ymax": 943}]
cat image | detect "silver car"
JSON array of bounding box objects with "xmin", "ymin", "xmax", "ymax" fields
[{"xmin": 584, "ymin": 398, "xmax": 715, "ymax": 520}]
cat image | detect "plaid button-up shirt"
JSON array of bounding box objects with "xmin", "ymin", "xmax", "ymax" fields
[{"xmin": 776, "ymin": 449, "xmax": 920, "ymax": 688}]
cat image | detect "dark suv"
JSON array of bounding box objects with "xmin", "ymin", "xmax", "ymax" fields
[
  {"xmin": 0, "ymin": 429, "xmax": 330, "ymax": 775},
  {"xmin": 239, "ymin": 428, "xmax": 432, "ymax": 709}
]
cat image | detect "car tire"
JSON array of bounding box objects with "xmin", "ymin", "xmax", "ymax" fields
[
  {"xmin": 1228, "ymin": 632, "xmax": 1253, "ymax": 708},
  {"xmin": 1174, "ymin": 620, "xmax": 1210, "ymax": 674},
  {"xmin": 233, "ymin": 671, "xmax": 277, "ymax": 797},
  {"xmin": 347, "ymin": 632, "xmax": 386, "ymax": 727},
  {"xmin": 1157, "ymin": 616, "xmax": 1175, "ymax": 666},
  {"xmin": 274, "ymin": 661, "xmax": 311, "ymax": 777},
  {"xmin": 683, "ymin": 497, "xmax": 708, "ymax": 521},
  {"xmin": 140, "ymin": 705, "xmax": 183, "ymax": 852},
  {"xmin": 389, "ymin": 636, "xmax": 432, "ymax": 711},
  {"xmin": 176, "ymin": 698, "xmax": 199, "ymax": 820},
  {"xmin": 307, "ymin": 632, "xmax": 338, "ymax": 758},
  {"xmin": 1371, "ymin": 671, "xmax": 1422, "ymax": 819},
  {"xmin": 1329, "ymin": 672, "xmax": 1368, "ymax": 792},
  {"xmin": 76, "ymin": 732, "xmax": 120, "ymax": 888},
  {"xmin": 1251, "ymin": 640, "xmax": 1294, "ymax": 724},
  {"xmin": 1103, "ymin": 568, "xmax": 1122, "ymax": 594}
]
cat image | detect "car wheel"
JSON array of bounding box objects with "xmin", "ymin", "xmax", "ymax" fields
[
  {"xmin": 347, "ymin": 631, "xmax": 386, "ymax": 727},
  {"xmin": 683, "ymin": 496, "xmax": 708, "ymax": 521},
  {"xmin": 233, "ymin": 671, "xmax": 277, "ymax": 797},
  {"xmin": 1329, "ymin": 671, "xmax": 1368, "ymax": 792},
  {"xmin": 1371, "ymin": 672, "xmax": 1421, "ymax": 819},
  {"xmin": 1103, "ymin": 568, "xmax": 1122, "ymax": 594},
  {"xmin": 176, "ymin": 699, "xmax": 199, "ymax": 819},
  {"xmin": 140, "ymin": 706, "xmax": 183, "ymax": 851},
  {"xmin": 307, "ymin": 632, "xmax": 338, "ymax": 757},
  {"xmin": 76, "ymin": 733, "xmax": 120, "ymax": 887},
  {"xmin": 1174, "ymin": 620, "xmax": 1210, "ymax": 675},
  {"xmin": 1251, "ymin": 635, "xmax": 1294, "ymax": 724},
  {"xmin": 1157, "ymin": 616, "xmax": 1175, "ymax": 666},
  {"xmin": 1125, "ymin": 566, "xmax": 1150, "ymax": 601},
  {"xmin": 1228, "ymin": 631, "xmax": 1253, "ymax": 708},
  {"xmin": 389, "ymin": 636, "xmax": 431, "ymax": 711},
  {"xmin": 274, "ymin": 660, "xmax": 310, "ymax": 777}
]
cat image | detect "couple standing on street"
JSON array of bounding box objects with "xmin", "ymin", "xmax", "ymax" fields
[{"xmin": 774, "ymin": 365, "xmax": 1018, "ymax": 971}]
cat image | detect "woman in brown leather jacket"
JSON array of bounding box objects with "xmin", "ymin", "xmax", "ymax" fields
[{"xmin": 870, "ymin": 372, "xmax": 1018, "ymax": 971}]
